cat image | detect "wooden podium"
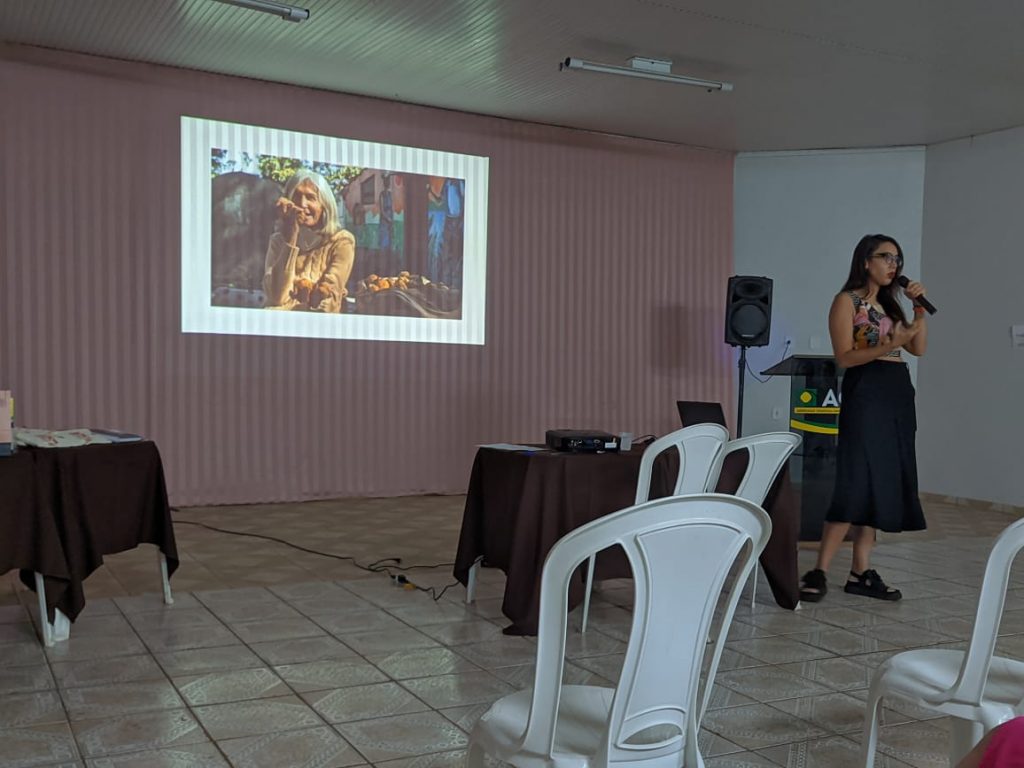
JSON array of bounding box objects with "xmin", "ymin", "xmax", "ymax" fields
[{"xmin": 761, "ymin": 354, "xmax": 844, "ymax": 541}]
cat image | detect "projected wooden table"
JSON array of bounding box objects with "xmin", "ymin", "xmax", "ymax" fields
[
  {"xmin": 0, "ymin": 441, "xmax": 178, "ymax": 632},
  {"xmin": 453, "ymin": 445, "xmax": 800, "ymax": 635}
]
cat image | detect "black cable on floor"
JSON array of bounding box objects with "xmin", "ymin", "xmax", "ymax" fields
[{"xmin": 171, "ymin": 513, "xmax": 459, "ymax": 601}]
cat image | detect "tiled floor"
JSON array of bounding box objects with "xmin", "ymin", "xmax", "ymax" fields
[{"xmin": 0, "ymin": 494, "xmax": 1022, "ymax": 767}]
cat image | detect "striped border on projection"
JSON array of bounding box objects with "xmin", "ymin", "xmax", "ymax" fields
[{"xmin": 180, "ymin": 115, "xmax": 489, "ymax": 344}]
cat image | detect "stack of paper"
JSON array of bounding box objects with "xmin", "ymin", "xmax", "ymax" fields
[{"xmin": 13, "ymin": 427, "xmax": 145, "ymax": 448}]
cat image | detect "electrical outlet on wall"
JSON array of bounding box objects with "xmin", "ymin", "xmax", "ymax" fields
[
  {"xmin": 771, "ymin": 407, "xmax": 783, "ymax": 420},
  {"xmin": 1012, "ymin": 325, "xmax": 1024, "ymax": 348}
]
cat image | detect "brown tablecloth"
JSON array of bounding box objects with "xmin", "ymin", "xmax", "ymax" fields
[
  {"xmin": 0, "ymin": 441, "xmax": 178, "ymax": 622},
  {"xmin": 453, "ymin": 445, "xmax": 799, "ymax": 635}
]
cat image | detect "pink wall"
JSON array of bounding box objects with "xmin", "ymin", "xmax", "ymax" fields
[{"xmin": 0, "ymin": 46, "xmax": 735, "ymax": 506}]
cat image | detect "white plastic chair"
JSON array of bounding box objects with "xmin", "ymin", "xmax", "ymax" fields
[
  {"xmin": 468, "ymin": 494, "xmax": 770, "ymax": 768},
  {"xmin": 861, "ymin": 517, "xmax": 1024, "ymax": 767},
  {"xmin": 579, "ymin": 424, "xmax": 729, "ymax": 632},
  {"xmin": 717, "ymin": 432, "xmax": 801, "ymax": 608},
  {"xmin": 32, "ymin": 551, "xmax": 173, "ymax": 647}
]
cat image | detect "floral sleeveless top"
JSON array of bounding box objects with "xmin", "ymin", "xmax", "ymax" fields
[{"xmin": 849, "ymin": 292, "xmax": 902, "ymax": 358}]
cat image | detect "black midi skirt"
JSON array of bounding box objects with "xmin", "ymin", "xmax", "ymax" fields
[{"xmin": 825, "ymin": 360, "xmax": 926, "ymax": 532}]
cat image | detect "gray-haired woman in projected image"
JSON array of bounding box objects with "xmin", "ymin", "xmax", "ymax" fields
[{"xmin": 263, "ymin": 169, "xmax": 355, "ymax": 313}]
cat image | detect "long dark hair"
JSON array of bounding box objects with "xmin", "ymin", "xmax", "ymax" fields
[{"xmin": 841, "ymin": 234, "xmax": 908, "ymax": 325}]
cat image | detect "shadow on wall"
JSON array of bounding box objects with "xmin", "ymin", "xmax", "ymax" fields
[{"xmin": 211, "ymin": 172, "xmax": 282, "ymax": 291}]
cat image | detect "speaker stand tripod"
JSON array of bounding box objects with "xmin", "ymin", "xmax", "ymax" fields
[{"xmin": 735, "ymin": 345, "xmax": 748, "ymax": 438}]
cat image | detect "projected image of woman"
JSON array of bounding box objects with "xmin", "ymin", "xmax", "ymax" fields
[{"xmin": 263, "ymin": 169, "xmax": 355, "ymax": 313}]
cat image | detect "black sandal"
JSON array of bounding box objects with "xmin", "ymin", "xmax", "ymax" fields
[
  {"xmin": 844, "ymin": 569, "xmax": 902, "ymax": 601},
  {"xmin": 800, "ymin": 569, "xmax": 828, "ymax": 603}
]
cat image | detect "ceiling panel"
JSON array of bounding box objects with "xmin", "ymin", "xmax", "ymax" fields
[{"xmin": 4, "ymin": 0, "xmax": 1024, "ymax": 150}]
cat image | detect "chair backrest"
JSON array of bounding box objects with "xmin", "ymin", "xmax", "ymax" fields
[
  {"xmin": 946, "ymin": 517, "xmax": 1024, "ymax": 706},
  {"xmin": 719, "ymin": 432, "xmax": 802, "ymax": 505},
  {"xmin": 676, "ymin": 400, "xmax": 727, "ymax": 429},
  {"xmin": 522, "ymin": 494, "xmax": 771, "ymax": 765},
  {"xmin": 635, "ymin": 424, "xmax": 730, "ymax": 505}
]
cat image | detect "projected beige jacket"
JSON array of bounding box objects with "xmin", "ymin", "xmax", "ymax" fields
[{"xmin": 263, "ymin": 229, "xmax": 356, "ymax": 313}]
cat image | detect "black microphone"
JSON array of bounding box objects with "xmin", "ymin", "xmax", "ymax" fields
[{"xmin": 896, "ymin": 275, "xmax": 937, "ymax": 315}]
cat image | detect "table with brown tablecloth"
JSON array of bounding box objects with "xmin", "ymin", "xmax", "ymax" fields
[
  {"xmin": 453, "ymin": 445, "xmax": 799, "ymax": 635},
  {"xmin": 0, "ymin": 441, "xmax": 178, "ymax": 622}
]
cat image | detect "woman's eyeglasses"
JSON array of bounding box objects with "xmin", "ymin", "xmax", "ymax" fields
[{"xmin": 874, "ymin": 253, "xmax": 903, "ymax": 267}]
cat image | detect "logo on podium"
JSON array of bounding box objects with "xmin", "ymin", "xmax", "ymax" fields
[{"xmin": 791, "ymin": 387, "xmax": 840, "ymax": 435}]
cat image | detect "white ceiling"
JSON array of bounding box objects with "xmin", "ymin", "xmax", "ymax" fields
[{"xmin": 5, "ymin": 0, "xmax": 1024, "ymax": 151}]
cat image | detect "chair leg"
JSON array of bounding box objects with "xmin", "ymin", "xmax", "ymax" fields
[
  {"xmin": 160, "ymin": 553, "xmax": 174, "ymax": 606},
  {"xmin": 949, "ymin": 718, "xmax": 985, "ymax": 766},
  {"xmin": 860, "ymin": 685, "xmax": 885, "ymax": 768},
  {"xmin": 466, "ymin": 740, "xmax": 486, "ymax": 768},
  {"xmin": 580, "ymin": 556, "xmax": 596, "ymax": 634},
  {"xmin": 684, "ymin": 722, "xmax": 705, "ymax": 767},
  {"xmin": 51, "ymin": 609, "xmax": 70, "ymax": 642},
  {"xmin": 33, "ymin": 573, "xmax": 53, "ymax": 648},
  {"xmin": 748, "ymin": 566, "xmax": 758, "ymax": 610},
  {"xmin": 466, "ymin": 557, "xmax": 482, "ymax": 604}
]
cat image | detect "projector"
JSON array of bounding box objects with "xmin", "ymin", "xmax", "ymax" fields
[{"xmin": 545, "ymin": 430, "xmax": 620, "ymax": 453}]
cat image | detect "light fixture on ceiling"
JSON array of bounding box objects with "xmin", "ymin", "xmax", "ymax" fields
[
  {"xmin": 560, "ymin": 56, "xmax": 733, "ymax": 93},
  {"xmin": 215, "ymin": 0, "xmax": 311, "ymax": 22}
]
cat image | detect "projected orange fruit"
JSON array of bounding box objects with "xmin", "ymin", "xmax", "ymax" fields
[
  {"xmin": 310, "ymin": 284, "xmax": 331, "ymax": 308},
  {"xmin": 292, "ymin": 278, "xmax": 314, "ymax": 303}
]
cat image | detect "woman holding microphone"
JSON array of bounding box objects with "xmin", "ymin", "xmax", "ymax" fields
[{"xmin": 800, "ymin": 234, "xmax": 930, "ymax": 603}]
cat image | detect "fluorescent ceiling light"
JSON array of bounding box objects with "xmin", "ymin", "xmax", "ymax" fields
[
  {"xmin": 561, "ymin": 56, "xmax": 733, "ymax": 92},
  {"xmin": 215, "ymin": 0, "xmax": 310, "ymax": 22}
]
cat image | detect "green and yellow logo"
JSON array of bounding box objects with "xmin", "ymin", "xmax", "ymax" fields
[{"xmin": 790, "ymin": 388, "xmax": 840, "ymax": 435}]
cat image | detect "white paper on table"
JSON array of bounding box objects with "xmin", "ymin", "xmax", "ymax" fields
[{"xmin": 14, "ymin": 428, "xmax": 114, "ymax": 448}]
